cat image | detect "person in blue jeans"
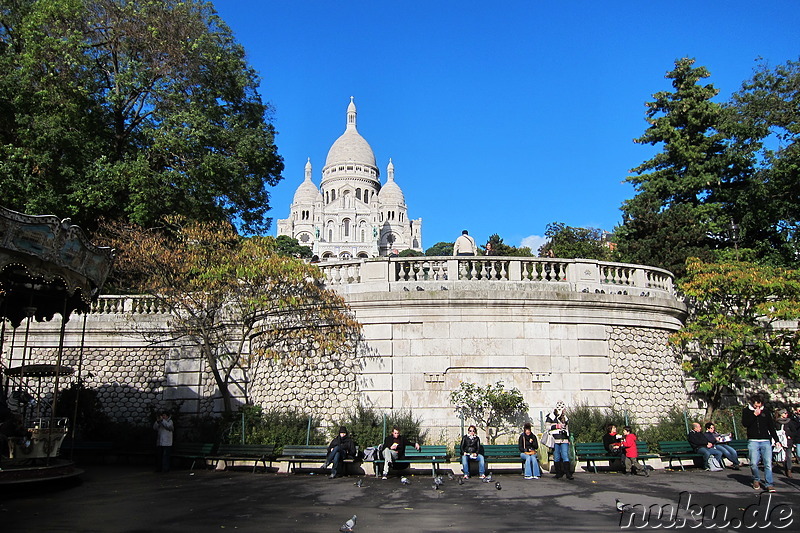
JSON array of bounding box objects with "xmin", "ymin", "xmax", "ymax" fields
[
  {"xmin": 545, "ymin": 401, "xmax": 573, "ymax": 479},
  {"xmin": 704, "ymin": 422, "xmax": 741, "ymax": 469},
  {"xmin": 459, "ymin": 425, "xmax": 485, "ymax": 479},
  {"xmin": 742, "ymin": 394, "xmax": 782, "ymax": 492},
  {"xmin": 518, "ymin": 423, "xmax": 541, "ymax": 479}
]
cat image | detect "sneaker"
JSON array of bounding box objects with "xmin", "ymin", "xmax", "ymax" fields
[
  {"xmin": 766, "ymin": 486, "xmax": 776, "ymax": 493},
  {"xmin": 752, "ymin": 480, "xmax": 761, "ymax": 490},
  {"xmin": 731, "ymin": 465, "xmax": 741, "ymax": 471},
  {"xmin": 381, "ymin": 475, "xmax": 387, "ymax": 480},
  {"xmin": 329, "ymin": 473, "xmax": 337, "ymax": 479},
  {"xmin": 524, "ymin": 476, "xmax": 534, "ymax": 480},
  {"xmin": 478, "ymin": 474, "xmax": 485, "ymax": 479},
  {"xmin": 463, "ymin": 475, "xmax": 469, "ymax": 479},
  {"xmin": 532, "ymin": 476, "xmax": 540, "ymax": 479}
]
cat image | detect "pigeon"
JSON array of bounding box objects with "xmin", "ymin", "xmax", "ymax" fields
[
  {"xmin": 485, "ymin": 472, "xmax": 493, "ymax": 482},
  {"xmin": 495, "ymin": 482, "xmax": 502, "ymax": 490},
  {"xmin": 616, "ymin": 499, "xmax": 628, "ymax": 513},
  {"xmin": 441, "ymin": 286, "xmax": 448, "ymax": 290},
  {"xmin": 434, "ymin": 476, "xmax": 443, "ymax": 486},
  {"xmin": 416, "ymin": 286, "xmax": 424, "ymax": 291},
  {"xmin": 403, "ymin": 287, "xmax": 410, "ymax": 291},
  {"xmin": 400, "ymin": 476, "xmax": 410, "ymax": 485},
  {"xmin": 339, "ymin": 515, "xmax": 357, "ymax": 532},
  {"xmin": 458, "ymin": 476, "xmax": 464, "ymax": 485},
  {"xmin": 447, "ymin": 472, "xmax": 455, "ymax": 480},
  {"xmin": 432, "ymin": 482, "xmax": 439, "ymax": 490},
  {"xmin": 354, "ymin": 478, "xmax": 363, "ymax": 487}
]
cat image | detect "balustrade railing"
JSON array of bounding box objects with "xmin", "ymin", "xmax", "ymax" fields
[{"xmin": 89, "ymin": 258, "xmax": 676, "ymax": 315}]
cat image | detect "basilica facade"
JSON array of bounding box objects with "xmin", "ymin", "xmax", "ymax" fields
[{"xmin": 277, "ymin": 98, "xmax": 423, "ymax": 259}]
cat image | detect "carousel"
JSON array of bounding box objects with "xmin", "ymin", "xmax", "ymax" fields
[{"xmin": 0, "ymin": 205, "xmax": 114, "ymax": 484}]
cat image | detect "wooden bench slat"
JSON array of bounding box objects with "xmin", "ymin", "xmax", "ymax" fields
[{"xmin": 206, "ymin": 444, "xmax": 276, "ymax": 473}]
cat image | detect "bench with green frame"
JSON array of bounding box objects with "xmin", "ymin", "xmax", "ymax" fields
[
  {"xmin": 172, "ymin": 442, "xmax": 215, "ymax": 470},
  {"xmin": 657, "ymin": 441, "xmax": 704, "ymax": 470},
  {"xmin": 373, "ymin": 445, "xmax": 450, "ymax": 476},
  {"xmin": 575, "ymin": 441, "xmax": 657, "ymax": 473},
  {"xmin": 278, "ymin": 445, "xmax": 358, "ymax": 474},
  {"xmin": 206, "ymin": 444, "xmax": 276, "ymax": 473}
]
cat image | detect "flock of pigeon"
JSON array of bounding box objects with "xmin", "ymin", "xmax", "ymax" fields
[{"xmin": 339, "ymin": 472, "xmax": 501, "ymax": 531}]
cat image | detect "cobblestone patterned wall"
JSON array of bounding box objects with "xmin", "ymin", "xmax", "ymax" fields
[
  {"xmin": 24, "ymin": 346, "xmax": 168, "ymax": 424},
  {"xmin": 608, "ymin": 326, "xmax": 687, "ymax": 424},
  {"xmin": 247, "ymin": 341, "xmax": 360, "ymax": 424}
]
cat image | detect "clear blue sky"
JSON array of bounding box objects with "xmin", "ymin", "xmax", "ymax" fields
[{"xmin": 213, "ymin": 1, "xmax": 799, "ymax": 251}]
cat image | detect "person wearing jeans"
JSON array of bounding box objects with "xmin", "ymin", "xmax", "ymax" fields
[
  {"xmin": 459, "ymin": 425, "xmax": 485, "ymax": 479},
  {"xmin": 742, "ymin": 394, "xmax": 782, "ymax": 492},
  {"xmin": 518, "ymin": 423, "xmax": 541, "ymax": 479}
]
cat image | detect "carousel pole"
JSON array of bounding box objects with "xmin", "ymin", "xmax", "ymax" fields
[
  {"xmin": 69, "ymin": 312, "xmax": 89, "ymax": 459},
  {"xmin": 47, "ymin": 296, "xmax": 70, "ymax": 466},
  {"xmin": 19, "ymin": 304, "xmax": 36, "ymax": 425},
  {"xmin": 4, "ymin": 322, "xmax": 17, "ymax": 403}
]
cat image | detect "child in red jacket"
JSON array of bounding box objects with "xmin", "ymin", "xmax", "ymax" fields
[{"xmin": 621, "ymin": 426, "xmax": 649, "ymax": 477}]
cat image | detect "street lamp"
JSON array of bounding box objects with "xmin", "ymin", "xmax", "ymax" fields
[{"xmin": 728, "ymin": 221, "xmax": 740, "ymax": 261}]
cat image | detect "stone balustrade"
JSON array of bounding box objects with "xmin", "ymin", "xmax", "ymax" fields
[{"xmin": 317, "ymin": 256, "xmax": 675, "ymax": 298}]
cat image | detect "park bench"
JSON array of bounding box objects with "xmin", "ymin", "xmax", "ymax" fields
[
  {"xmin": 278, "ymin": 445, "xmax": 357, "ymax": 474},
  {"xmin": 373, "ymin": 445, "xmax": 450, "ymax": 476},
  {"xmin": 657, "ymin": 440, "xmax": 705, "ymax": 470},
  {"xmin": 172, "ymin": 442, "xmax": 215, "ymax": 470},
  {"xmin": 575, "ymin": 441, "xmax": 657, "ymax": 473},
  {"xmin": 206, "ymin": 444, "xmax": 276, "ymax": 473}
]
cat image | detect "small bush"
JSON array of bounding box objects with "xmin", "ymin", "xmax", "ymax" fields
[
  {"xmin": 225, "ymin": 405, "xmax": 324, "ymax": 452},
  {"xmin": 638, "ymin": 408, "xmax": 691, "ymax": 449},
  {"xmin": 335, "ymin": 405, "xmax": 428, "ymax": 449},
  {"xmin": 567, "ymin": 401, "xmax": 634, "ymax": 443}
]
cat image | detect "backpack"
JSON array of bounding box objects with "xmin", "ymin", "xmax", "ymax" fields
[
  {"xmin": 708, "ymin": 455, "xmax": 724, "ymax": 471},
  {"xmin": 362, "ymin": 446, "xmax": 378, "ymax": 461}
]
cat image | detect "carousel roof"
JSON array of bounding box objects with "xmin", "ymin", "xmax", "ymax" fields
[
  {"xmin": 3, "ymin": 364, "xmax": 74, "ymax": 378},
  {"xmin": 0, "ymin": 206, "xmax": 115, "ymax": 327}
]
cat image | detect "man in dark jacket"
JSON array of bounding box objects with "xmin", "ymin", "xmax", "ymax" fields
[
  {"xmin": 324, "ymin": 426, "xmax": 356, "ymax": 479},
  {"xmin": 687, "ymin": 422, "xmax": 723, "ymax": 470},
  {"xmin": 380, "ymin": 426, "xmax": 420, "ymax": 479},
  {"xmin": 742, "ymin": 394, "xmax": 782, "ymax": 492}
]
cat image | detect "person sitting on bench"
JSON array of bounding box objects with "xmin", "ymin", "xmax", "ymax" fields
[{"xmin": 380, "ymin": 426, "xmax": 420, "ymax": 479}]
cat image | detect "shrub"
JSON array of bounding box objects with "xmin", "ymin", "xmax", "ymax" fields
[
  {"xmin": 334, "ymin": 405, "xmax": 428, "ymax": 449},
  {"xmin": 225, "ymin": 405, "xmax": 324, "ymax": 452},
  {"xmin": 567, "ymin": 401, "xmax": 635, "ymax": 443},
  {"xmin": 638, "ymin": 408, "xmax": 690, "ymax": 449}
]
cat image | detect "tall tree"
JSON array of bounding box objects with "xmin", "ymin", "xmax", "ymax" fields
[
  {"xmin": 671, "ymin": 258, "xmax": 800, "ymax": 417},
  {"xmin": 483, "ymin": 233, "xmax": 533, "ymax": 256},
  {"xmin": 450, "ymin": 381, "xmax": 529, "ymax": 444},
  {"xmin": 538, "ymin": 222, "xmax": 614, "ymax": 260},
  {"xmin": 616, "ymin": 58, "xmax": 736, "ymax": 278},
  {"xmin": 98, "ymin": 218, "xmax": 360, "ymax": 414},
  {"xmin": 726, "ymin": 58, "xmax": 800, "ymax": 266},
  {"xmin": 0, "ymin": 0, "xmax": 282, "ymax": 234}
]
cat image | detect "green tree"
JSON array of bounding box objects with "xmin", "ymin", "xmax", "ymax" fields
[
  {"xmin": 483, "ymin": 233, "xmax": 533, "ymax": 256},
  {"xmin": 398, "ymin": 249, "xmax": 424, "ymax": 257},
  {"xmin": 425, "ymin": 242, "xmax": 454, "ymax": 256},
  {"xmin": 616, "ymin": 58, "xmax": 736, "ymax": 278},
  {"xmin": 450, "ymin": 381, "xmax": 529, "ymax": 444},
  {"xmin": 671, "ymin": 258, "xmax": 800, "ymax": 417},
  {"xmin": 99, "ymin": 218, "xmax": 361, "ymax": 414},
  {"xmin": 274, "ymin": 235, "xmax": 312, "ymax": 259},
  {"xmin": 0, "ymin": 0, "xmax": 282, "ymax": 234},
  {"xmin": 726, "ymin": 58, "xmax": 800, "ymax": 266},
  {"xmin": 539, "ymin": 222, "xmax": 614, "ymax": 260}
]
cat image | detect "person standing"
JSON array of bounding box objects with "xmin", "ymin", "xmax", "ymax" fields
[
  {"xmin": 621, "ymin": 426, "xmax": 649, "ymax": 477},
  {"xmin": 380, "ymin": 426, "xmax": 420, "ymax": 479},
  {"xmin": 518, "ymin": 423, "xmax": 541, "ymax": 479},
  {"xmin": 324, "ymin": 426, "xmax": 356, "ymax": 479},
  {"xmin": 774, "ymin": 410, "xmax": 792, "ymax": 478},
  {"xmin": 153, "ymin": 411, "xmax": 173, "ymax": 473},
  {"xmin": 545, "ymin": 401, "xmax": 573, "ymax": 480},
  {"xmin": 460, "ymin": 425, "xmax": 486, "ymax": 479},
  {"xmin": 742, "ymin": 394, "xmax": 782, "ymax": 492},
  {"xmin": 453, "ymin": 230, "xmax": 477, "ymax": 256}
]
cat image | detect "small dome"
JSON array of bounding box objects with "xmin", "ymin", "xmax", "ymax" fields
[
  {"xmin": 378, "ymin": 158, "xmax": 405, "ymax": 204},
  {"xmin": 293, "ymin": 158, "xmax": 320, "ymax": 204}
]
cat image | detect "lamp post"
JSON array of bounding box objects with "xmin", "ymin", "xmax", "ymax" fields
[{"xmin": 729, "ymin": 221, "xmax": 740, "ymax": 261}]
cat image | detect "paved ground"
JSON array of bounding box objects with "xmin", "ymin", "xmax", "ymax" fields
[{"xmin": 1, "ymin": 464, "xmax": 798, "ymax": 532}]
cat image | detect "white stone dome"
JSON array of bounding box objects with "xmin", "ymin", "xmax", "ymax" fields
[
  {"xmin": 293, "ymin": 159, "xmax": 320, "ymax": 204},
  {"xmin": 378, "ymin": 159, "xmax": 405, "ymax": 204},
  {"xmin": 324, "ymin": 97, "xmax": 377, "ymax": 170}
]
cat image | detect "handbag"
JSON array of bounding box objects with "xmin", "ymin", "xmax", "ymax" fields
[
  {"xmin": 708, "ymin": 455, "xmax": 724, "ymax": 471},
  {"xmin": 541, "ymin": 431, "xmax": 555, "ymax": 449}
]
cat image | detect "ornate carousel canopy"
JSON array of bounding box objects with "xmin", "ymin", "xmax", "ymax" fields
[{"xmin": 0, "ymin": 206, "xmax": 115, "ymax": 327}]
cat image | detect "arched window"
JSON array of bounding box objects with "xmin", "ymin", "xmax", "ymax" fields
[
  {"xmin": 325, "ymin": 191, "xmax": 329, "ymax": 203},
  {"xmin": 343, "ymin": 218, "xmax": 351, "ymax": 237},
  {"xmin": 364, "ymin": 191, "xmax": 369, "ymax": 203},
  {"xmin": 361, "ymin": 229, "xmax": 365, "ymax": 242},
  {"xmin": 331, "ymin": 189, "xmax": 336, "ymax": 201},
  {"xmin": 329, "ymin": 229, "xmax": 333, "ymax": 242},
  {"xmin": 356, "ymin": 188, "xmax": 361, "ymax": 200}
]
